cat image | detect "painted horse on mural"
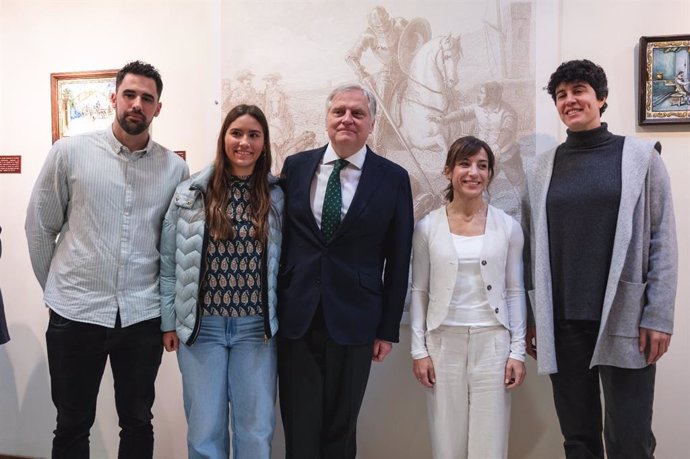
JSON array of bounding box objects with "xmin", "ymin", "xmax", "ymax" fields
[
  {"xmin": 391, "ymin": 31, "xmax": 462, "ymax": 219},
  {"xmin": 397, "ymin": 32, "xmax": 462, "ymax": 161}
]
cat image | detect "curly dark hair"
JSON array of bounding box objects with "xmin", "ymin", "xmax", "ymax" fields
[
  {"xmin": 546, "ymin": 59, "xmax": 608, "ymax": 114},
  {"xmin": 116, "ymin": 60, "xmax": 163, "ymax": 98},
  {"xmin": 443, "ymin": 136, "xmax": 495, "ymax": 202}
]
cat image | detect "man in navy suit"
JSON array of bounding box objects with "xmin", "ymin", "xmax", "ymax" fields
[{"xmin": 278, "ymin": 84, "xmax": 414, "ymax": 459}]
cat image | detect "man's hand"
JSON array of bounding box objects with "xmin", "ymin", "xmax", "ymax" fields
[
  {"xmin": 372, "ymin": 339, "xmax": 392, "ymax": 362},
  {"xmin": 412, "ymin": 356, "xmax": 436, "ymax": 388},
  {"xmin": 639, "ymin": 327, "xmax": 671, "ymax": 364},
  {"xmin": 162, "ymin": 331, "xmax": 179, "ymax": 352},
  {"xmin": 526, "ymin": 325, "xmax": 537, "ymax": 359}
]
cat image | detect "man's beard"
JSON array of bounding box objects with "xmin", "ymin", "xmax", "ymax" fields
[{"xmin": 117, "ymin": 112, "xmax": 149, "ymax": 135}]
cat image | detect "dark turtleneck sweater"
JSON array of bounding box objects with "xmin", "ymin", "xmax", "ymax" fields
[{"xmin": 546, "ymin": 123, "xmax": 624, "ymax": 321}]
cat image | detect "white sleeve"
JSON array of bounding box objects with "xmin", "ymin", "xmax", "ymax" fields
[
  {"xmin": 505, "ymin": 217, "xmax": 527, "ymax": 361},
  {"xmin": 410, "ymin": 217, "xmax": 431, "ymax": 359}
]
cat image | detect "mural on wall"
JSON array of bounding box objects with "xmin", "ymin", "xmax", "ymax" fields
[{"xmin": 221, "ymin": 0, "xmax": 535, "ymax": 222}]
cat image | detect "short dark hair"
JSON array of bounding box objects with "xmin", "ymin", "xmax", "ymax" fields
[
  {"xmin": 443, "ymin": 136, "xmax": 495, "ymax": 202},
  {"xmin": 546, "ymin": 59, "xmax": 608, "ymax": 114},
  {"xmin": 116, "ymin": 60, "xmax": 163, "ymax": 98}
]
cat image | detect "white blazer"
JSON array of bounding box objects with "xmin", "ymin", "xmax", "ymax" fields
[{"xmin": 410, "ymin": 205, "xmax": 526, "ymax": 361}]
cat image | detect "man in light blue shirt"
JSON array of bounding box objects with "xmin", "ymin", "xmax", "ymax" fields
[{"xmin": 26, "ymin": 60, "xmax": 188, "ymax": 459}]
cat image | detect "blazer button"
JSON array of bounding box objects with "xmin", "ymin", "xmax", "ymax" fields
[
  {"xmin": 486, "ymin": 285, "xmax": 492, "ymax": 291},
  {"xmin": 481, "ymin": 260, "xmax": 487, "ymax": 265},
  {"xmin": 494, "ymin": 307, "xmax": 499, "ymax": 313},
  {"xmin": 316, "ymin": 278, "xmax": 321, "ymax": 285}
]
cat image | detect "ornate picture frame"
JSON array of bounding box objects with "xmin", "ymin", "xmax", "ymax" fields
[
  {"xmin": 639, "ymin": 35, "xmax": 690, "ymax": 125},
  {"xmin": 50, "ymin": 69, "xmax": 118, "ymax": 142}
]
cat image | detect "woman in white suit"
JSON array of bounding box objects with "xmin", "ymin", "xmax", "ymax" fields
[{"xmin": 411, "ymin": 136, "xmax": 526, "ymax": 459}]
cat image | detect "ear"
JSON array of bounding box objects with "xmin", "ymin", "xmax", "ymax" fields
[
  {"xmin": 443, "ymin": 165, "xmax": 452, "ymax": 180},
  {"xmin": 110, "ymin": 91, "xmax": 116, "ymax": 108},
  {"xmin": 154, "ymin": 101, "xmax": 162, "ymax": 118},
  {"xmin": 598, "ymin": 96, "xmax": 607, "ymax": 110}
]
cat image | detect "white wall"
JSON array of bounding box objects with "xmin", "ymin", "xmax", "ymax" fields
[
  {"xmin": 0, "ymin": 1, "xmax": 219, "ymax": 457},
  {"xmin": 0, "ymin": 0, "xmax": 688, "ymax": 458}
]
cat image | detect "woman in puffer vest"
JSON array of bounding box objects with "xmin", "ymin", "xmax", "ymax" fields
[{"xmin": 160, "ymin": 104, "xmax": 283, "ymax": 459}]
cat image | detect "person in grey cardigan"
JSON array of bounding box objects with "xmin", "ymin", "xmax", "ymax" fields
[{"xmin": 525, "ymin": 59, "xmax": 677, "ymax": 459}]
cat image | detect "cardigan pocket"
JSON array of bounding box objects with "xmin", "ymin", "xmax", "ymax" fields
[{"xmin": 607, "ymin": 280, "xmax": 646, "ymax": 337}]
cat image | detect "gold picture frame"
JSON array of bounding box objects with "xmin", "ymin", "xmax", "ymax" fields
[
  {"xmin": 50, "ymin": 69, "xmax": 118, "ymax": 142},
  {"xmin": 639, "ymin": 35, "xmax": 690, "ymax": 125}
]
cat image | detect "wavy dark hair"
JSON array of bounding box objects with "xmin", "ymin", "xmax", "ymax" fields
[
  {"xmin": 116, "ymin": 60, "xmax": 163, "ymax": 97},
  {"xmin": 443, "ymin": 136, "xmax": 495, "ymax": 202},
  {"xmin": 206, "ymin": 104, "xmax": 272, "ymax": 242},
  {"xmin": 546, "ymin": 59, "xmax": 609, "ymax": 114}
]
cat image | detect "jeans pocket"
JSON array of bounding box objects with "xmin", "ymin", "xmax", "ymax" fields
[{"xmin": 48, "ymin": 310, "xmax": 75, "ymax": 328}]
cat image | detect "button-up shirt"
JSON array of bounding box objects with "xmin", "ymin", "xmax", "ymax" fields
[
  {"xmin": 310, "ymin": 143, "xmax": 367, "ymax": 227},
  {"xmin": 26, "ymin": 127, "xmax": 189, "ymax": 327}
]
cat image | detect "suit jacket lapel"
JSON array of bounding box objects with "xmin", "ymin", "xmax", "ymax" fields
[
  {"xmin": 331, "ymin": 148, "xmax": 383, "ymax": 241},
  {"xmin": 296, "ymin": 147, "xmax": 326, "ymax": 239}
]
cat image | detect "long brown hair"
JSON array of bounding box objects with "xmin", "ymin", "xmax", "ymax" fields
[{"xmin": 205, "ymin": 104, "xmax": 272, "ymax": 242}]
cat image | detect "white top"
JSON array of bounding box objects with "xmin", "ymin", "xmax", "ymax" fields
[
  {"xmin": 410, "ymin": 205, "xmax": 526, "ymax": 361},
  {"xmin": 310, "ymin": 143, "xmax": 367, "ymax": 227},
  {"xmin": 443, "ymin": 234, "xmax": 502, "ymax": 327}
]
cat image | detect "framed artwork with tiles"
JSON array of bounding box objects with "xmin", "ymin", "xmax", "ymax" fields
[
  {"xmin": 50, "ymin": 69, "xmax": 118, "ymax": 143},
  {"xmin": 639, "ymin": 35, "xmax": 690, "ymax": 125}
]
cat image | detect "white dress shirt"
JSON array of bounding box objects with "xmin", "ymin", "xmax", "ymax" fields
[{"xmin": 310, "ymin": 143, "xmax": 367, "ymax": 227}]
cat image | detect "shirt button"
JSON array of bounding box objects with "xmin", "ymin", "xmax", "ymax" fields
[
  {"xmin": 487, "ymin": 285, "xmax": 492, "ymax": 291},
  {"xmin": 481, "ymin": 260, "xmax": 487, "ymax": 265},
  {"xmin": 495, "ymin": 308, "xmax": 499, "ymax": 313}
]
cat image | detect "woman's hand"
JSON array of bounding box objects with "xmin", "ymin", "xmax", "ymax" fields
[
  {"xmin": 504, "ymin": 358, "xmax": 525, "ymax": 389},
  {"xmin": 162, "ymin": 331, "xmax": 179, "ymax": 352},
  {"xmin": 413, "ymin": 356, "xmax": 436, "ymax": 388}
]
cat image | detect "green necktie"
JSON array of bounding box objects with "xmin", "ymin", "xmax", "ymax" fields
[{"xmin": 321, "ymin": 158, "xmax": 348, "ymax": 241}]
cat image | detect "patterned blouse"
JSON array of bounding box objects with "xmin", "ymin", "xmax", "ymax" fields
[{"xmin": 200, "ymin": 177, "xmax": 263, "ymax": 317}]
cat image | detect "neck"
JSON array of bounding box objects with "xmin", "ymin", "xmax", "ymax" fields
[
  {"xmin": 447, "ymin": 197, "xmax": 485, "ymax": 219},
  {"xmin": 333, "ymin": 143, "xmax": 364, "ymax": 159},
  {"xmin": 112, "ymin": 122, "xmax": 149, "ymax": 152}
]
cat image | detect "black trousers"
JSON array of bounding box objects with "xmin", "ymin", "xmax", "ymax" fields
[
  {"xmin": 278, "ymin": 308, "xmax": 373, "ymax": 459},
  {"xmin": 550, "ymin": 320, "xmax": 656, "ymax": 459},
  {"xmin": 46, "ymin": 310, "xmax": 163, "ymax": 459}
]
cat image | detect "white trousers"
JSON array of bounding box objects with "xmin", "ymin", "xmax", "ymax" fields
[{"xmin": 425, "ymin": 325, "xmax": 511, "ymax": 459}]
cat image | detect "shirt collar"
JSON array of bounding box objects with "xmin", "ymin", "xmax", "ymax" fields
[
  {"xmin": 323, "ymin": 143, "xmax": 367, "ymax": 169},
  {"xmin": 105, "ymin": 125, "xmax": 153, "ymax": 158}
]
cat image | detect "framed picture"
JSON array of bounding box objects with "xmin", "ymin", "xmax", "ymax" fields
[
  {"xmin": 639, "ymin": 35, "xmax": 690, "ymax": 125},
  {"xmin": 51, "ymin": 69, "xmax": 118, "ymax": 142}
]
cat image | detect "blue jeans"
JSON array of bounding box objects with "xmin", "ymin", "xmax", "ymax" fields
[
  {"xmin": 46, "ymin": 310, "xmax": 163, "ymax": 459},
  {"xmin": 177, "ymin": 315, "xmax": 277, "ymax": 459}
]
